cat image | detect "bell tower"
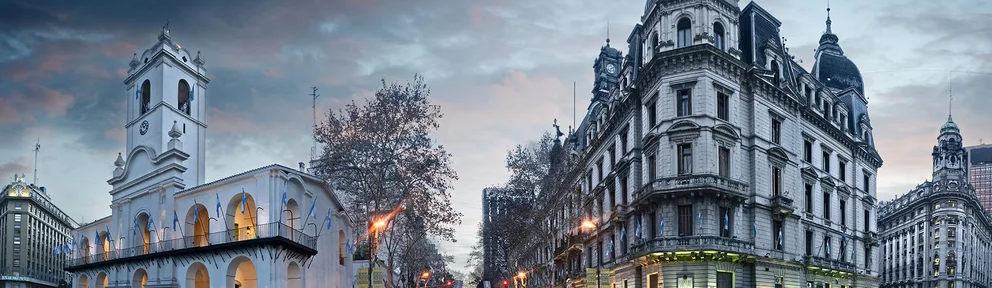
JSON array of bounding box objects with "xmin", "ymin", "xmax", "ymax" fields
[
  {"xmin": 591, "ymin": 37, "xmax": 622, "ymax": 105},
  {"xmin": 116, "ymin": 24, "xmax": 210, "ymax": 189},
  {"xmin": 932, "ymin": 115, "xmax": 968, "ymax": 179}
]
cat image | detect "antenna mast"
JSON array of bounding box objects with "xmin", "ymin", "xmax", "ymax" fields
[
  {"xmin": 32, "ymin": 139, "xmax": 40, "ymax": 185},
  {"xmin": 310, "ymin": 86, "xmax": 320, "ymax": 160},
  {"xmin": 949, "ymin": 70, "xmax": 953, "ymax": 117},
  {"xmin": 573, "ymin": 81, "xmax": 576, "ymax": 128}
]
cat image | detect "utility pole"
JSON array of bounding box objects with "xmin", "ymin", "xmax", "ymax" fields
[
  {"xmin": 32, "ymin": 139, "xmax": 40, "ymax": 185},
  {"xmin": 310, "ymin": 86, "xmax": 320, "ymax": 160}
]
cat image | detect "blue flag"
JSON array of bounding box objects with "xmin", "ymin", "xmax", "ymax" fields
[
  {"xmin": 325, "ymin": 209, "xmax": 332, "ymax": 230},
  {"xmin": 95, "ymin": 230, "xmax": 100, "ymax": 244},
  {"xmin": 54, "ymin": 246, "xmax": 59, "ymax": 256},
  {"xmin": 188, "ymin": 84, "xmax": 195, "ymax": 101},
  {"xmin": 308, "ymin": 199, "xmax": 317, "ymax": 219},
  {"xmin": 346, "ymin": 239, "xmax": 354, "ymax": 254},
  {"xmin": 724, "ymin": 211, "xmax": 729, "ymax": 231},
  {"xmin": 752, "ymin": 223, "xmax": 757, "ymax": 238},
  {"xmin": 133, "ymin": 218, "xmax": 139, "ymax": 236},
  {"xmin": 106, "ymin": 226, "xmax": 112, "ymax": 242},
  {"xmin": 216, "ymin": 193, "xmax": 223, "ymax": 217},
  {"xmin": 825, "ymin": 240, "xmax": 831, "ymax": 255},
  {"xmin": 135, "ymin": 87, "xmax": 141, "ymax": 100},
  {"xmin": 241, "ymin": 188, "xmax": 247, "ymax": 214},
  {"xmin": 281, "ymin": 183, "xmax": 288, "ymax": 211},
  {"xmin": 634, "ymin": 220, "xmax": 642, "ymax": 239},
  {"xmin": 778, "ymin": 229, "xmax": 783, "ymax": 247},
  {"xmin": 148, "ymin": 216, "xmax": 155, "ymax": 231},
  {"xmin": 194, "ymin": 199, "xmax": 200, "ymax": 223},
  {"xmin": 173, "ymin": 210, "xmax": 179, "ymax": 231},
  {"xmin": 697, "ymin": 211, "xmax": 702, "ymax": 227},
  {"xmin": 659, "ymin": 216, "xmax": 664, "ymax": 236}
]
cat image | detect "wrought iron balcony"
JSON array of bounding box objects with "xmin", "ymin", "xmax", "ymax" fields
[
  {"xmin": 865, "ymin": 231, "xmax": 879, "ymax": 246},
  {"xmin": 771, "ymin": 194, "xmax": 796, "ymax": 215},
  {"xmin": 629, "ymin": 235, "xmax": 754, "ymax": 258},
  {"xmin": 637, "ymin": 174, "xmax": 749, "ymax": 203},
  {"xmin": 65, "ymin": 222, "xmax": 316, "ymax": 271},
  {"xmin": 804, "ymin": 255, "xmax": 858, "ymax": 273}
]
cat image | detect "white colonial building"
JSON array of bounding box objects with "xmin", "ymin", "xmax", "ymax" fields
[{"xmin": 64, "ymin": 25, "xmax": 354, "ymax": 288}]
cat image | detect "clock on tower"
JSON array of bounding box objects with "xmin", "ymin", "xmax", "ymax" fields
[{"xmin": 591, "ymin": 38, "xmax": 622, "ymax": 103}]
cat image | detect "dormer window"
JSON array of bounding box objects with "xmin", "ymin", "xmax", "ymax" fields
[
  {"xmin": 770, "ymin": 61, "xmax": 780, "ymax": 86},
  {"xmin": 140, "ymin": 80, "xmax": 151, "ymax": 115},
  {"xmin": 713, "ymin": 22, "xmax": 725, "ymax": 50},
  {"xmin": 677, "ymin": 18, "xmax": 692, "ymax": 48}
]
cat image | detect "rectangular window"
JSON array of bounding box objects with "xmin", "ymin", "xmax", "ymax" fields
[
  {"xmin": 649, "ymin": 212, "xmax": 657, "ymax": 238},
  {"xmin": 678, "ymin": 144, "xmax": 693, "ymax": 175},
  {"xmin": 677, "ymin": 89, "xmax": 692, "ymax": 117},
  {"xmin": 773, "ymin": 220, "xmax": 783, "ymax": 250},
  {"xmin": 717, "ymin": 92, "xmax": 729, "ymax": 121},
  {"xmin": 863, "ymin": 171, "xmax": 871, "ymax": 192},
  {"xmin": 772, "ymin": 167, "xmax": 782, "ymax": 196},
  {"xmin": 647, "ymin": 155, "xmax": 657, "ymax": 180},
  {"xmin": 620, "ymin": 126, "xmax": 629, "ymax": 154},
  {"xmin": 822, "ymin": 151, "xmax": 831, "ymax": 172},
  {"xmin": 609, "ymin": 145, "xmax": 617, "ymax": 170},
  {"xmin": 678, "ymin": 205, "xmax": 693, "ymax": 236},
  {"xmin": 805, "ymin": 230, "xmax": 813, "ymax": 256},
  {"xmin": 14, "ymin": 214, "xmax": 21, "ymax": 222},
  {"xmin": 804, "ymin": 139, "xmax": 813, "ymax": 162},
  {"xmin": 12, "ymin": 259, "xmax": 18, "ymax": 267},
  {"xmin": 839, "ymin": 160, "xmax": 847, "ymax": 182},
  {"xmin": 805, "ymin": 184, "xmax": 813, "ymax": 212},
  {"xmin": 597, "ymin": 158, "xmax": 604, "ymax": 181},
  {"xmin": 621, "ymin": 177, "xmax": 629, "ymax": 205},
  {"xmin": 587, "ymin": 170, "xmax": 593, "ymax": 192},
  {"xmin": 13, "ymin": 225, "xmax": 20, "ymax": 234},
  {"xmin": 716, "ymin": 272, "xmax": 733, "ymax": 288},
  {"xmin": 771, "ymin": 118, "xmax": 782, "ymax": 144},
  {"xmin": 719, "ymin": 147, "xmax": 730, "ymax": 178},
  {"xmin": 864, "ymin": 209, "xmax": 870, "ymax": 231},
  {"xmin": 840, "ymin": 237, "xmax": 847, "ymax": 262},
  {"xmin": 840, "ymin": 200, "xmax": 847, "ymax": 227},
  {"xmin": 864, "ymin": 245, "xmax": 871, "ymax": 267},
  {"xmin": 823, "ymin": 192, "xmax": 831, "ymax": 220},
  {"xmin": 14, "ymin": 201, "xmax": 21, "ymax": 209},
  {"xmin": 648, "ymin": 274, "xmax": 659, "ymax": 288},
  {"xmin": 648, "ymin": 95, "xmax": 658, "ymax": 127},
  {"xmin": 719, "ymin": 207, "xmax": 732, "ymax": 238}
]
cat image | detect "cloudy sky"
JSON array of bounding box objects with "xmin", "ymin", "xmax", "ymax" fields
[{"xmin": 1, "ymin": 0, "xmax": 991, "ymax": 275}]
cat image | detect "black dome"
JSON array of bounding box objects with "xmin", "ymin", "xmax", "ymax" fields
[{"xmin": 813, "ymin": 52, "xmax": 864, "ymax": 95}]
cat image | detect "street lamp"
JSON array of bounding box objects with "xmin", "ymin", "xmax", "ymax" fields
[
  {"xmin": 516, "ymin": 272, "xmax": 527, "ymax": 288},
  {"xmin": 416, "ymin": 271, "xmax": 431, "ymax": 288},
  {"xmin": 581, "ymin": 220, "xmax": 600, "ymax": 288}
]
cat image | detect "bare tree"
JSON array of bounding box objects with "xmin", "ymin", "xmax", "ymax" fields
[{"xmin": 313, "ymin": 74, "xmax": 462, "ymax": 287}]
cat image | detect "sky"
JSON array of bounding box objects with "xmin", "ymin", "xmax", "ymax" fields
[{"xmin": 1, "ymin": 0, "xmax": 991, "ymax": 276}]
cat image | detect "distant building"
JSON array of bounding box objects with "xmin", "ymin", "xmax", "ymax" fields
[
  {"xmin": 481, "ymin": 188, "xmax": 531, "ymax": 286},
  {"xmin": 966, "ymin": 144, "xmax": 992, "ymax": 214},
  {"xmin": 1, "ymin": 174, "xmax": 78, "ymax": 287},
  {"xmin": 878, "ymin": 117, "xmax": 992, "ymax": 288}
]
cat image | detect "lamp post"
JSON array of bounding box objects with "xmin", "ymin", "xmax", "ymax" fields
[
  {"xmin": 581, "ymin": 220, "xmax": 599, "ymax": 288},
  {"xmin": 370, "ymin": 217, "xmax": 389, "ymax": 288}
]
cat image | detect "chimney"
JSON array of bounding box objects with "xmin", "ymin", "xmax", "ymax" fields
[{"xmin": 299, "ymin": 162, "xmax": 306, "ymax": 172}]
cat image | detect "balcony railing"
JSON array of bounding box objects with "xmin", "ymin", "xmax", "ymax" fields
[
  {"xmin": 630, "ymin": 235, "xmax": 754, "ymax": 257},
  {"xmin": 638, "ymin": 174, "xmax": 749, "ymax": 201},
  {"xmin": 771, "ymin": 194, "xmax": 795, "ymax": 215},
  {"xmin": 66, "ymin": 222, "xmax": 316, "ymax": 269},
  {"xmin": 805, "ymin": 255, "xmax": 858, "ymax": 273}
]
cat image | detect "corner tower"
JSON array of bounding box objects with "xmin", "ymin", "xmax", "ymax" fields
[
  {"xmin": 112, "ymin": 25, "xmax": 210, "ymax": 192},
  {"xmin": 932, "ymin": 115, "xmax": 969, "ymax": 179},
  {"xmin": 591, "ymin": 37, "xmax": 622, "ymax": 104}
]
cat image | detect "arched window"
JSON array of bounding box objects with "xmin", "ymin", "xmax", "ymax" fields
[
  {"xmin": 947, "ymin": 252, "xmax": 957, "ymax": 275},
  {"xmin": 178, "ymin": 79, "xmax": 191, "ymax": 115},
  {"xmin": 140, "ymin": 80, "xmax": 151, "ymax": 115},
  {"xmin": 770, "ymin": 61, "xmax": 780, "ymax": 86},
  {"xmin": 934, "ymin": 253, "xmax": 941, "ymax": 276},
  {"xmin": 713, "ymin": 22, "xmax": 725, "ymax": 50},
  {"xmin": 651, "ymin": 32, "xmax": 660, "ymax": 55},
  {"xmin": 338, "ymin": 230, "xmax": 346, "ymax": 265},
  {"xmin": 677, "ymin": 18, "xmax": 692, "ymax": 48}
]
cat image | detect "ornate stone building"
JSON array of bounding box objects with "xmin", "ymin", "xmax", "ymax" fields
[
  {"xmin": 515, "ymin": 1, "xmax": 883, "ymax": 287},
  {"xmin": 1, "ymin": 175, "xmax": 78, "ymax": 287},
  {"xmin": 63, "ymin": 26, "xmax": 354, "ymax": 288},
  {"xmin": 878, "ymin": 118, "xmax": 992, "ymax": 288}
]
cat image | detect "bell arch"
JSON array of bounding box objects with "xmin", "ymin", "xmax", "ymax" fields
[
  {"xmin": 78, "ymin": 273, "xmax": 89, "ymax": 288},
  {"xmin": 139, "ymin": 80, "xmax": 151, "ymax": 115},
  {"xmin": 96, "ymin": 272, "xmax": 108, "ymax": 288},
  {"xmin": 133, "ymin": 212, "xmax": 152, "ymax": 254},
  {"xmin": 178, "ymin": 79, "xmax": 191, "ymax": 115}
]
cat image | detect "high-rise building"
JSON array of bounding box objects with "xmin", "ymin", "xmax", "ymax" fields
[
  {"xmin": 512, "ymin": 1, "xmax": 884, "ymax": 287},
  {"xmin": 878, "ymin": 117, "xmax": 992, "ymax": 288},
  {"xmin": 1, "ymin": 174, "xmax": 78, "ymax": 287},
  {"xmin": 62, "ymin": 25, "xmax": 354, "ymax": 288},
  {"xmin": 481, "ymin": 188, "xmax": 532, "ymax": 286},
  {"xmin": 966, "ymin": 144, "xmax": 992, "ymax": 214}
]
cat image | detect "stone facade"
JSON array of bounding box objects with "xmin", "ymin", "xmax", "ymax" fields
[
  {"xmin": 879, "ymin": 118, "xmax": 992, "ymax": 288},
  {"xmin": 64, "ymin": 26, "xmax": 354, "ymax": 288},
  {"xmin": 514, "ymin": 1, "xmax": 882, "ymax": 288},
  {"xmin": 0, "ymin": 175, "xmax": 78, "ymax": 287}
]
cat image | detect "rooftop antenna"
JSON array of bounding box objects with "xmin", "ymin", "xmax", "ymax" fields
[
  {"xmin": 606, "ymin": 20, "xmax": 611, "ymax": 45},
  {"xmin": 310, "ymin": 86, "xmax": 320, "ymax": 160},
  {"xmin": 32, "ymin": 139, "xmax": 39, "ymax": 185},
  {"xmin": 949, "ymin": 70, "xmax": 953, "ymax": 117},
  {"xmin": 572, "ymin": 81, "xmax": 576, "ymax": 129},
  {"xmin": 825, "ymin": 0, "xmax": 832, "ymax": 34}
]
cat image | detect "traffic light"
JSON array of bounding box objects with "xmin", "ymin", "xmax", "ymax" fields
[
  {"xmin": 446, "ymin": 280, "xmax": 454, "ymax": 287},
  {"xmin": 502, "ymin": 280, "xmax": 509, "ymax": 288}
]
